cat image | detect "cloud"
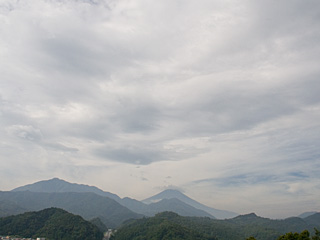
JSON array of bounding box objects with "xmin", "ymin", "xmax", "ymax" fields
[
  {"xmin": 94, "ymin": 145, "xmax": 166, "ymax": 165},
  {"xmin": 6, "ymin": 125, "xmax": 43, "ymax": 142},
  {"xmin": 0, "ymin": 0, "xmax": 319, "ymax": 217},
  {"xmin": 193, "ymin": 171, "xmax": 310, "ymax": 189}
]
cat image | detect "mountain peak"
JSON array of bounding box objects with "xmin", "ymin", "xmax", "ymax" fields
[
  {"xmin": 142, "ymin": 189, "xmax": 188, "ymax": 204},
  {"xmin": 51, "ymin": 177, "xmax": 64, "ymax": 181},
  {"xmin": 11, "ymin": 178, "xmax": 121, "ymax": 201},
  {"xmin": 159, "ymin": 189, "xmax": 185, "ymax": 196},
  {"xmin": 143, "ymin": 189, "xmax": 238, "ymax": 219}
]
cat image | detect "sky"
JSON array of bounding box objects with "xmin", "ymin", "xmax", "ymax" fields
[{"xmin": 0, "ymin": 0, "xmax": 320, "ymax": 219}]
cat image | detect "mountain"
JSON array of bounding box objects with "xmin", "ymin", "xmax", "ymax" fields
[
  {"xmin": 0, "ymin": 191, "xmax": 142, "ymax": 228},
  {"xmin": 119, "ymin": 197, "xmax": 214, "ymax": 218},
  {"xmin": 12, "ymin": 177, "xmax": 121, "ymax": 201},
  {"xmin": 299, "ymin": 211, "xmax": 319, "ymax": 218},
  {"xmin": 111, "ymin": 212, "xmax": 214, "ymax": 240},
  {"xmin": 11, "ymin": 178, "xmax": 151, "ymax": 216},
  {"xmin": 112, "ymin": 211, "xmax": 320, "ymax": 240},
  {"xmin": 230, "ymin": 213, "xmax": 320, "ymax": 235},
  {"xmin": 0, "ymin": 200, "xmax": 27, "ymax": 217},
  {"xmin": 304, "ymin": 212, "xmax": 320, "ymax": 226},
  {"xmin": 143, "ymin": 189, "xmax": 238, "ymax": 219},
  {"xmin": 10, "ymin": 178, "xmax": 223, "ymax": 219},
  {"xmin": 0, "ymin": 207, "xmax": 103, "ymax": 240},
  {"xmin": 148, "ymin": 198, "xmax": 215, "ymax": 218},
  {"xmin": 120, "ymin": 197, "xmax": 149, "ymax": 215}
]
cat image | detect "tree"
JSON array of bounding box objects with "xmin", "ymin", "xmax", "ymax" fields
[
  {"xmin": 277, "ymin": 230, "xmax": 310, "ymax": 240},
  {"xmin": 312, "ymin": 228, "xmax": 320, "ymax": 240}
]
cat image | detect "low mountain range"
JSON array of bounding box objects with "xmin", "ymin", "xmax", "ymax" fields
[
  {"xmin": 0, "ymin": 191, "xmax": 141, "ymax": 228},
  {"xmin": 143, "ymin": 189, "xmax": 237, "ymax": 219},
  {"xmin": 9, "ymin": 178, "xmax": 235, "ymax": 219},
  {"xmin": 1, "ymin": 177, "xmax": 318, "ymax": 231},
  {"xmin": 112, "ymin": 211, "xmax": 320, "ymax": 240}
]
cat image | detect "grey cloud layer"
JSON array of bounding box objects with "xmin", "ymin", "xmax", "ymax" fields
[{"xmin": 0, "ymin": 0, "xmax": 320, "ymax": 216}]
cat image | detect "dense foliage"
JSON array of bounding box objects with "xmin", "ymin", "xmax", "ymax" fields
[
  {"xmin": 0, "ymin": 207, "xmax": 103, "ymax": 240},
  {"xmin": 277, "ymin": 229, "xmax": 320, "ymax": 240},
  {"xmin": 248, "ymin": 229, "xmax": 320, "ymax": 240},
  {"xmin": 111, "ymin": 212, "xmax": 320, "ymax": 240},
  {"xmin": 111, "ymin": 212, "xmax": 215, "ymax": 240}
]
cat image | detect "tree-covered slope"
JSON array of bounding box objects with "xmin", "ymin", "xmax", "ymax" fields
[
  {"xmin": 111, "ymin": 211, "xmax": 320, "ymax": 240},
  {"xmin": 0, "ymin": 191, "xmax": 142, "ymax": 228},
  {"xmin": 0, "ymin": 207, "xmax": 103, "ymax": 240},
  {"xmin": 111, "ymin": 212, "xmax": 215, "ymax": 240}
]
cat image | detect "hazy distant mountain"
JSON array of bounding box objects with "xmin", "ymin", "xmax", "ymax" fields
[
  {"xmin": 0, "ymin": 191, "xmax": 141, "ymax": 228},
  {"xmin": 12, "ymin": 177, "xmax": 121, "ymax": 201},
  {"xmin": 120, "ymin": 197, "xmax": 150, "ymax": 215},
  {"xmin": 304, "ymin": 212, "xmax": 320, "ymax": 226},
  {"xmin": 11, "ymin": 178, "xmax": 150, "ymax": 216},
  {"xmin": 119, "ymin": 196, "xmax": 213, "ymax": 218},
  {"xmin": 298, "ymin": 211, "xmax": 319, "ymax": 218},
  {"xmin": 148, "ymin": 198, "xmax": 215, "ymax": 218},
  {"xmin": 230, "ymin": 213, "xmax": 318, "ymax": 234},
  {"xmin": 11, "ymin": 178, "xmax": 227, "ymax": 219},
  {"xmin": 0, "ymin": 200, "xmax": 27, "ymax": 217},
  {"xmin": 143, "ymin": 189, "xmax": 238, "ymax": 219},
  {"xmin": 0, "ymin": 207, "xmax": 103, "ymax": 240}
]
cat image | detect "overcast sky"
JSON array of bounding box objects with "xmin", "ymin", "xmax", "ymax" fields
[{"xmin": 1, "ymin": 0, "xmax": 320, "ymax": 219}]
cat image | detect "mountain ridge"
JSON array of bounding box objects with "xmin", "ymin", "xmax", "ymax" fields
[
  {"xmin": 0, "ymin": 191, "xmax": 142, "ymax": 228},
  {"xmin": 11, "ymin": 178, "xmax": 234, "ymax": 219},
  {"xmin": 0, "ymin": 207, "xmax": 103, "ymax": 240},
  {"xmin": 143, "ymin": 189, "xmax": 238, "ymax": 219},
  {"xmin": 111, "ymin": 211, "xmax": 320, "ymax": 240},
  {"xmin": 12, "ymin": 177, "xmax": 121, "ymax": 201}
]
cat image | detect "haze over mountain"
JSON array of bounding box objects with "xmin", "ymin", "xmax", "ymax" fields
[
  {"xmin": 298, "ymin": 211, "xmax": 319, "ymax": 219},
  {"xmin": 143, "ymin": 189, "xmax": 238, "ymax": 219},
  {"xmin": 2, "ymin": 178, "xmax": 320, "ymax": 239},
  {"xmin": 147, "ymin": 198, "xmax": 215, "ymax": 218},
  {"xmin": 12, "ymin": 177, "xmax": 121, "ymax": 201},
  {"xmin": 10, "ymin": 178, "xmax": 228, "ymax": 219},
  {"xmin": 0, "ymin": 190, "xmax": 141, "ymax": 228}
]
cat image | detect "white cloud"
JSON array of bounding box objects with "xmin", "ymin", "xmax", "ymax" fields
[{"xmin": 0, "ymin": 0, "xmax": 319, "ymax": 217}]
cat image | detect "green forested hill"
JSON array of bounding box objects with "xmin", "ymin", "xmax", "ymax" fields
[
  {"xmin": 0, "ymin": 207, "xmax": 103, "ymax": 240},
  {"xmin": 0, "ymin": 191, "xmax": 142, "ymax": 228},
  {"xmin": 111, "ymin": 212, "xmax": 215, "ymax": 240},
  {"xmin": 111, "ymin": 212, "xmax": 320, "ymax": 240}
]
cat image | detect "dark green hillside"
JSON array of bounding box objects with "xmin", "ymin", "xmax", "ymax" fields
[
  {"xmin": 90, "ymin": 217, "xmax": 108, "ymax": 232},
  {"xmin": 0, "ymin": 191, "xmax": 142, "ymax": 228},
  {"xmin": 0, "ymin": 207, "xmax": 103, "ymax": 240},
  {"xmin": 304, "ymin": 213, "xmax": 320, "ymax": 226},
  {"xmin": 111, "ymin": 211, "xmax": 320, "ymax": 240},
  {"xmin": 111, "ymin": 212, "xmax": 215, "ymax": 240}
]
